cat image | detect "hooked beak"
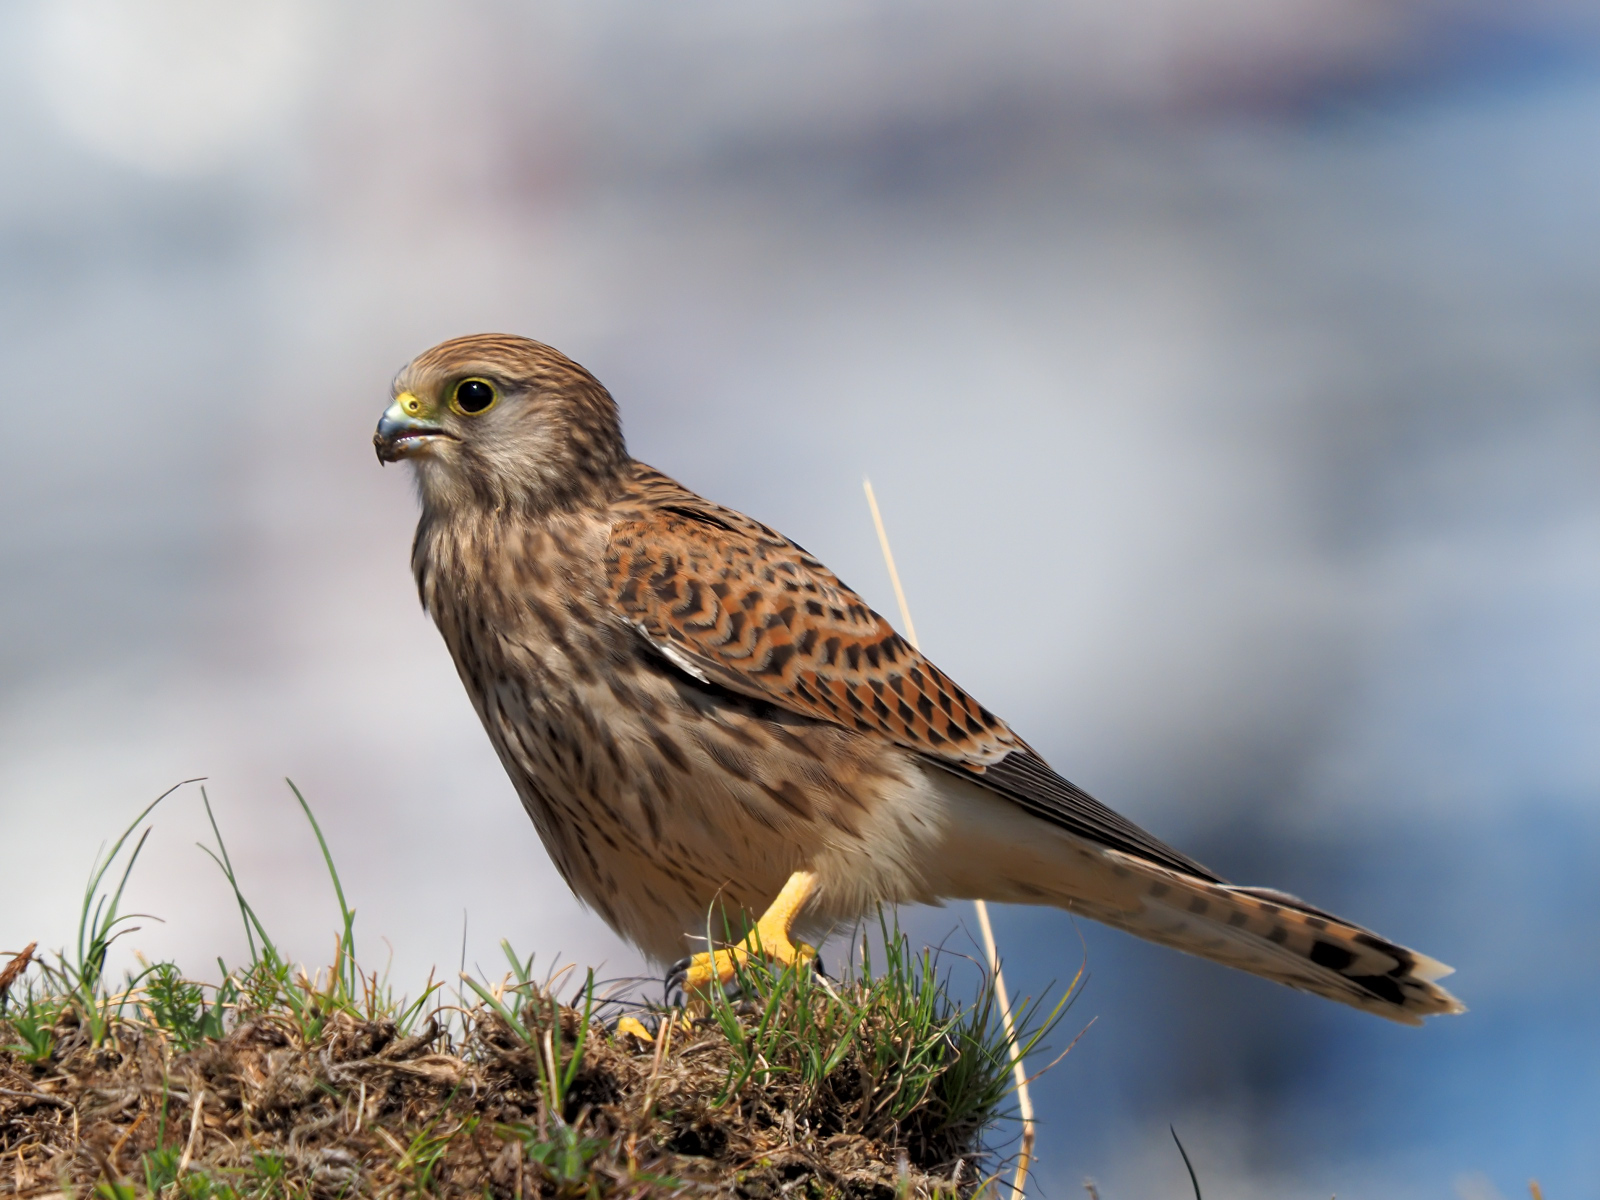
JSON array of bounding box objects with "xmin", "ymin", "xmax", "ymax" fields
[{"xmin": 374, "ymin": 394, "xmax": 454, "ymax": 464}]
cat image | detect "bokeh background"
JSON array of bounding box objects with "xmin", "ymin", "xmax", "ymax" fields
[{"xmin": 4, "ymin": 1, "xmax": 1599, "ymax": 1194}]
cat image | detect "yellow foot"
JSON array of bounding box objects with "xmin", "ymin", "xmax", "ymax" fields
[
  {"xmin": 614, "ymin": 1015, "xmax": 656, "ymax": 1043},
  {"xmin": 614, "ymin": 1011, "xmax": 694, "ymax": 1044},
  {"xmin": 680, "ymin": 935, "xmax": 817, "ymax": 994},
  {"xmin": 679, "ymin": 869, "xmax": 819, "ymax": 997}
]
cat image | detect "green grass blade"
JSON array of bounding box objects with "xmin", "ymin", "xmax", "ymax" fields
[
  {"xmin": 560, "ymin": 970, "xmax": 595, "ymax": 1096},
  {"xmin": 460, "ymin": 973, "xmax": 532, "ymax": 1045},
  {"xmin": 1172, "ymin": 1126, "xmax": 1203, "ymax": 1200},
  {"xmin": 200, "ymin": 787, "xmax": 272, "ymax": 964},
  {"xmin": 195, "ymin": 844, "xmax": 278, "ymax": 963},
  {"xmin": 75, "ymin": 779, "xmax": 198, "ymax": 985},
  {"xmin": 285, "ymin": 779, "xmax": 357, "ymax": 994}
]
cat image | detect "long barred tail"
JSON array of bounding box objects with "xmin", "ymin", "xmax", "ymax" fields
[{"xmin": 1083, "ymin": 849, "xmax": 1465, "ymax": 1024}]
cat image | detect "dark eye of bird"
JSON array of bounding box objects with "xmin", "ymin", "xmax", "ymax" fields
[{"xmin": 454, "ymin": 378, "xmax": 496, "ymax": 413}]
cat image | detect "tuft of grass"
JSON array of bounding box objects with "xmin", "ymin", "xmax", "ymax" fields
[
  {"xmin": 0, "ymin": 784, "xmax": 1083, "ymax": 1199},
  {"xmin": 703, "ymin": 918, "xmax": 1075, "ymax": 1171},
  {"xmin": 2, "ymin": 996, "xmax": 62, "ymax": 1065}
]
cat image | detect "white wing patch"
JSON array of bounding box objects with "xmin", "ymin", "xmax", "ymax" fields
[{"xmin": 629, "ymin": 620, "xmax": 712, "ymax": 684}]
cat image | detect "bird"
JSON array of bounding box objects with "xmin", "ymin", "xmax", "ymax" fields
[{"xmin": 374, "ymin": 332, "xmax": 1464, "ymax": 1025}]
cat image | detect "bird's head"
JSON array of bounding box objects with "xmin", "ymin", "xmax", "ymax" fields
[{"xmin": 374, "ymin": 334, "xmax": 627, "ymax": 514}]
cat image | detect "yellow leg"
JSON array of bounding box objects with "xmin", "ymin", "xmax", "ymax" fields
[{"xmin": 682, "ymin": 870, "xmax": 819, "ymax": 995}]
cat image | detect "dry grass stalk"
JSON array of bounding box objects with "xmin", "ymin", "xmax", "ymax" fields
[
  {"xmin": 0, "ymin": 947, "xmax": 37, "ymax": 1008},
  {"xmin": 863, "ymin": 479, "xmax": 1038, "ymax": 1200}
]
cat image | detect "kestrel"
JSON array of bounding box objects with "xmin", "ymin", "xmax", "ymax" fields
[{"xmin": 374, "ymin": 333, "xmax": 1463, "ymax": 1025}]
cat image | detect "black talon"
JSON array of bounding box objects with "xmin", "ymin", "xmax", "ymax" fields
[{"xmin": 664, "ymin": 956, "xmax": 693, "ymax": 1005}]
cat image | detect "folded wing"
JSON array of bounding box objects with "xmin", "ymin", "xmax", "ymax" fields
[{"xmin": 603, "ymin": 472, "xmax": 1214, "ymax": 879}]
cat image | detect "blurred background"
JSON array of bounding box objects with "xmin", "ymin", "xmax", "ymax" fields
[{"xmin": 3, "ymin": 0, "xmax": 1598, "ymax": 1194}]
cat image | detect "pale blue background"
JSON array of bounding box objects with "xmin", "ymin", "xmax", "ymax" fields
[{"xmin": 2, "ymin": 3, "xmax": 1597, "ymax": 1196}]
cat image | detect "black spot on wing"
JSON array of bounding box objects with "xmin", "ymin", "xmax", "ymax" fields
[
  {"xmin": 1309, "ymin": 940, "xmax": 1356, "ymax": 972},
  {"xmin": 657, "ymin": 503, "xmax": 739, "ymax": 532}
]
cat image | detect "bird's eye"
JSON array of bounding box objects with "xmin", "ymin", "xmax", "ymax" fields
[{"xmin": 451, "ymin": 378, "xmax": 498, "ymax": 415}]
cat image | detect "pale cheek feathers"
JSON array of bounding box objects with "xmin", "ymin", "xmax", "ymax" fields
[
  {"xmin": 409, "ymin": 423, "xmax": 564, "ymax": 511},
  {"xmin": 475, "ymin": 420, "xmax": 562, "ymax": 482},
  {"xmin": 411, "ymin": 453, "xmax": 473, "ymax": 511}
]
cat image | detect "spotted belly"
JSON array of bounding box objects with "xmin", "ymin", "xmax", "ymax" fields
[{"xmin": 468, "ymin": 648, "xmax": 940, "ymax": 961}]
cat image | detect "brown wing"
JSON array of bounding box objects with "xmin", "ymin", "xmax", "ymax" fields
[
  {"xmin": 606, "ymin": 503, "xmax": 1020, "ymax": 767},
  {"xmin": 604, "ymin": 473, "xmax": 1220, "ymax": 881}
]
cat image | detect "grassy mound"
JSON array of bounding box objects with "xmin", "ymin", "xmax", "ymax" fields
[{"xmin": 0, "ymin": 785, "xmax": 1074, "ymax": 1199}]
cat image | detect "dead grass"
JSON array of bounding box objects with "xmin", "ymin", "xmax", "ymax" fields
[{"xmin": 0, "ymin": 783, "xmax": 1079, "ymax": 1200}]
